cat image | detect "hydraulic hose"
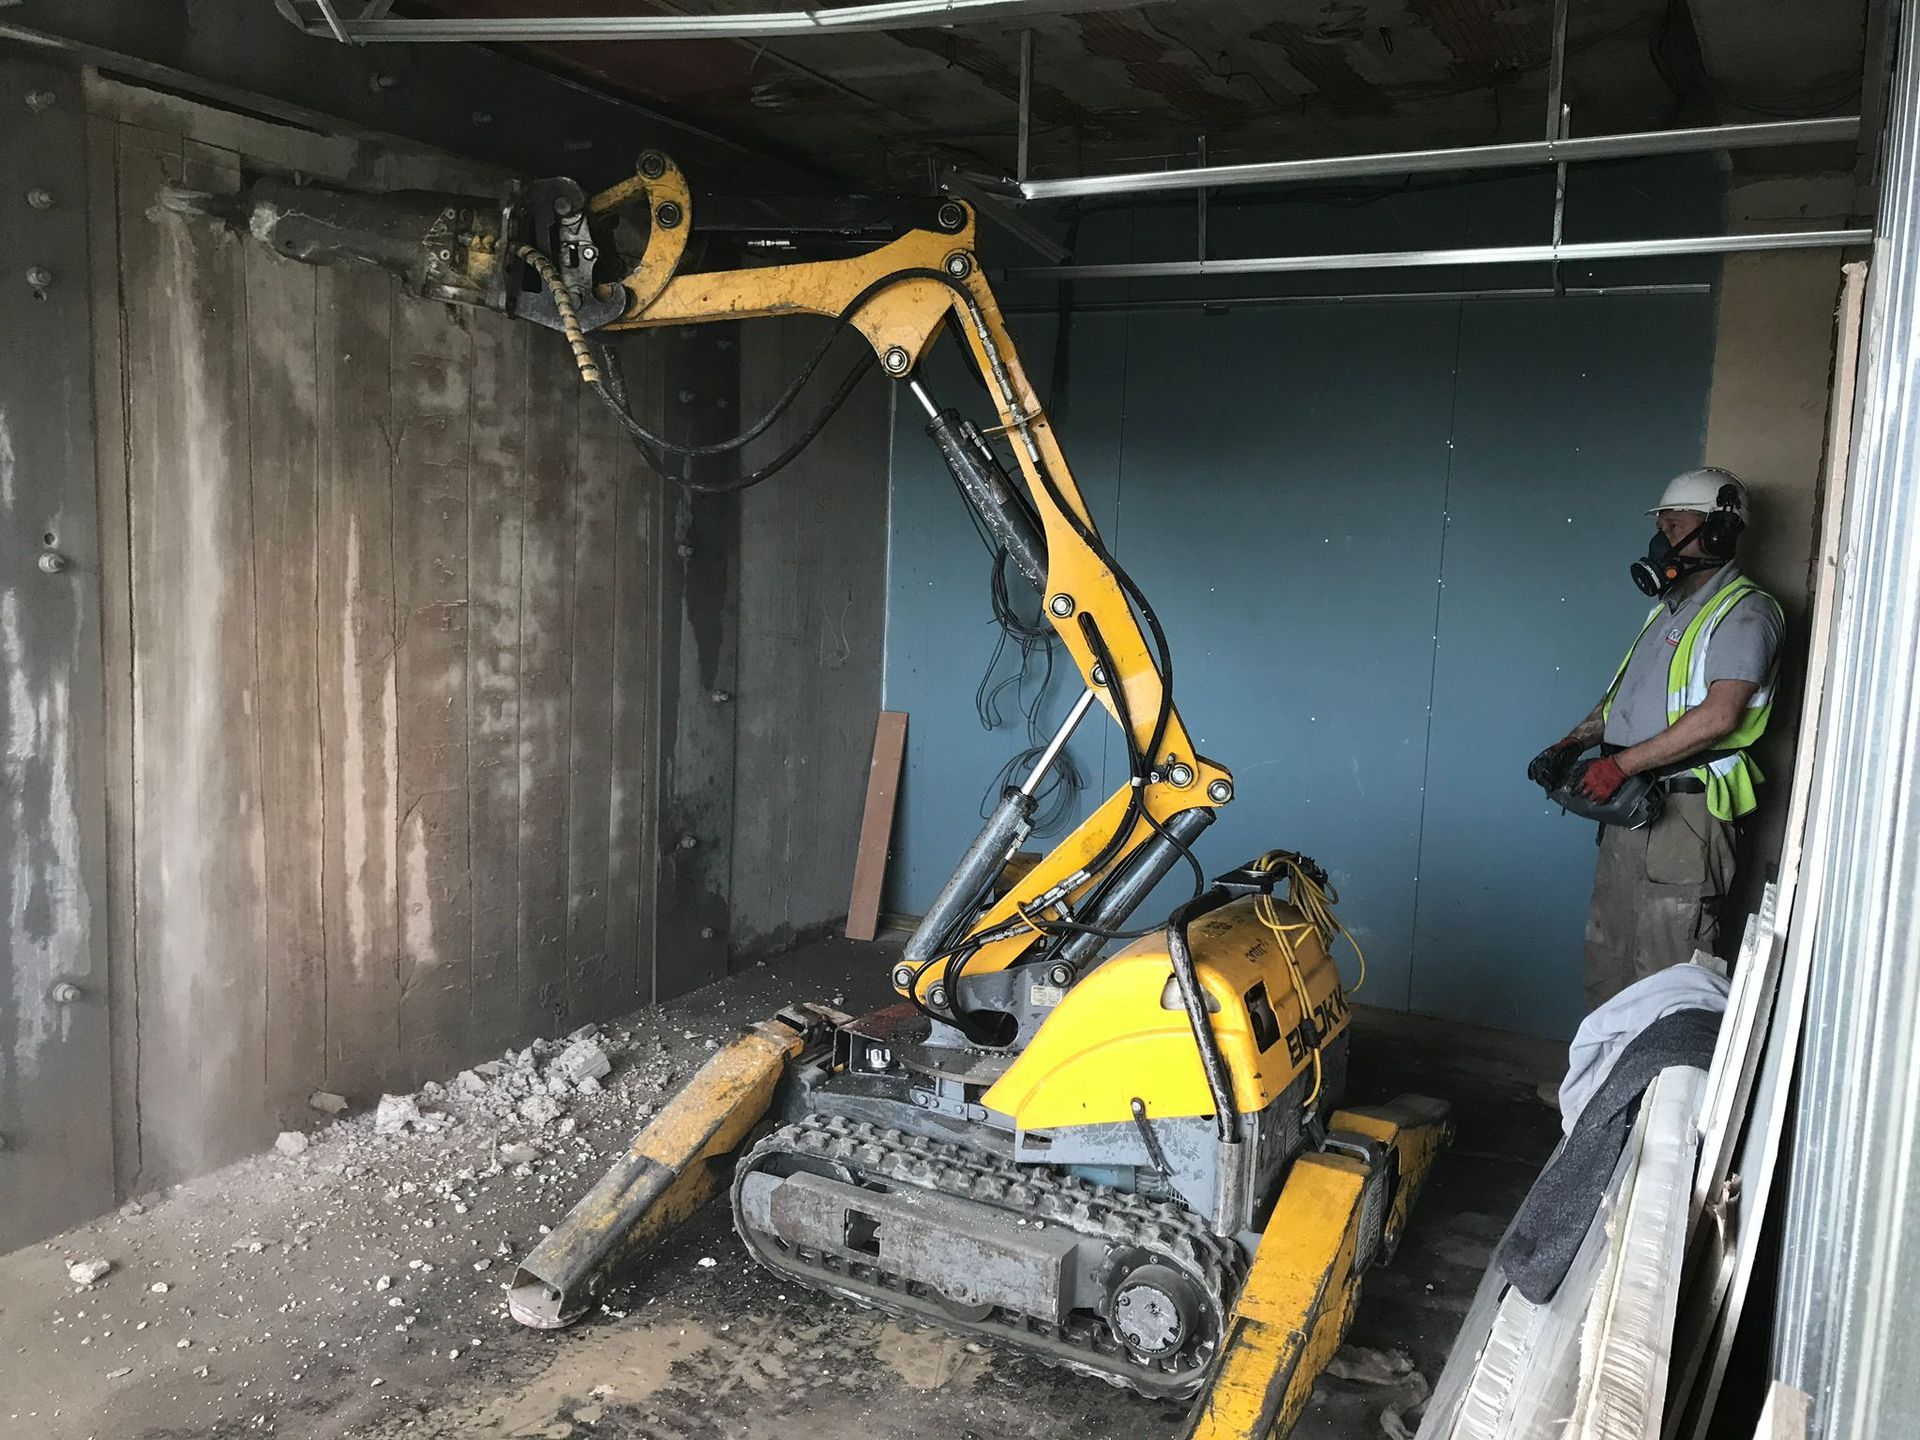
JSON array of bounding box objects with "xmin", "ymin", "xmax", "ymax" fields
[{"xmin": 1166, "ymin": 886, "xmax": 1243, "ymax": 1145}]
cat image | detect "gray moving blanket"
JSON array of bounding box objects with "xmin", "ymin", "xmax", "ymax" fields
[{"xmin": 1497, "ymin": 1007, "xmax": 1720, "ymax": 1303}]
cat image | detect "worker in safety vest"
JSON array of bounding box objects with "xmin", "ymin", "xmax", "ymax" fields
[{"xmin": 1530, "ymin": 468, "xmax": 1785, "ymax": 1012}]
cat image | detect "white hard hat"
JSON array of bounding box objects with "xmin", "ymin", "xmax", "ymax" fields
[{"xmin": 1648, "ymin": 466, "xmax": 1748, "ymax": 518}]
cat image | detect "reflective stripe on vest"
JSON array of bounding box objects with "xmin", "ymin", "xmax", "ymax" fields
[{"xmin": 1601, "ymin": 576, "xmax": 1781, "ymax": 821}]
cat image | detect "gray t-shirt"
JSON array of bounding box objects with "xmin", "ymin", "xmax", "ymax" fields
[{"xmin": 1603, "ymin": 563, "xmax": 1784, "ymax": 748}]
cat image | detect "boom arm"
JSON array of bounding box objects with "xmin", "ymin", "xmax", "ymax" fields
[
  {"xmin": 580, "ymin": 156, "xmax": 1233, "ymax": 1005},
  {"xmin": 179, "ymin": 151, "xmax": 1235, "ymax": 1014}
]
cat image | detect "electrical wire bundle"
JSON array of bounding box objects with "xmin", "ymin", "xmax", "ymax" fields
[
  {"xmin": 1250, "ymin": 850, "xmax": 1368, "ymax": 1113},
  {"xmin": 967, "ymin": 542, "xmax": 1085, "ymax": 839},
  {"xmin": 911, "ymin": 392, "xmax": 1213, "ymax": 1044}
]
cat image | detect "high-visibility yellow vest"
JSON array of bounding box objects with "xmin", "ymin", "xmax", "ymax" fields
[{"xmin": 1602, "ymin": 576, "xmax": 1782, "ymax": 821}]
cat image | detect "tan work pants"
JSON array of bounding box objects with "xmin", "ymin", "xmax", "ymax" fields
[{"xmin": 1582, "ymin": 791, "xmax": 1737, "ymax": 1012}]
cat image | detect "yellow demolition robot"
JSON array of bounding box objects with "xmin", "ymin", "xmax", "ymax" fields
[{"xmin": 188, "ymin": 152, "xmax": 1452, "ymax": 1437}]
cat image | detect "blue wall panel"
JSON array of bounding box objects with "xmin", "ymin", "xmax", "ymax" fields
[
  {"xmin": 1105, "ymin": 303, "xmax": 1462, "ymax": 1011},
  {"xmin": 884, "ymin": 170, "xmax": 1720, "ymax": 1041},
  {"xmin": 1411, "ymin": 295, "xmax": 1718, "ymax": 1036}
]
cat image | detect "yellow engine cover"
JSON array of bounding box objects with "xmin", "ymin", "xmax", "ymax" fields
[{"xmin": 982, "ymin": 896, "xmax": 1352, "ymax": 1132}]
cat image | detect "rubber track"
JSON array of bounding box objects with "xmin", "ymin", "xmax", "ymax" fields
[{"xmin": 732, "ymin": 1113, "xmax": 1245, "ymax": 1399}]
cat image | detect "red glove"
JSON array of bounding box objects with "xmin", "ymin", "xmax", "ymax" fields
[{"xmin": 1579, "ymin": 755, "xmax": 1629, "ymax": 802}]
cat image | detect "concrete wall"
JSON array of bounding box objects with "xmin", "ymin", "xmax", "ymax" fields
[
  {"xmin": 55, "ymin": 76, "xmax": 895, "ymax": 1218},
  {"xmin": 886, "ymin": 161, "xmax": 1739, "ymax": 1040},
  {"xmin": 84, "ymin": 88, "xmax": 687, "ymax": 1194},
  {"xmin": 729, "ymin": 318, "xmax": 891, "ymax": 958}
]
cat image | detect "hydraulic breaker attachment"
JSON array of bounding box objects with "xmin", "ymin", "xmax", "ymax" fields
[
  {"xmin": 1182, "ymin": 1094, "xmax": 1453, "ymax": 1440},
  {"xmin": 506, "ymin": 1002, "xmax": 847, "ymax": 1329}
]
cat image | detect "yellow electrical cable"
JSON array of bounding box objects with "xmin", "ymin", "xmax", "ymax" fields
[
  {"xmin": 1249, "ymin": 851, "xmax": 1368, "ymax": 1114},
  {"xmin": 517, "ymin": 244, "xmax": 601, "ymax": 385}
]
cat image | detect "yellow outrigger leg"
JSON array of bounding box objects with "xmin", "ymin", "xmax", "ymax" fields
[
  {"xmin": 1184, "ymin": 1096, "xmax": 1454, "ymax": 1440},
  {"xmin": 506, "ymin": 1004, "xmax": 846, "ymax": 1329}
]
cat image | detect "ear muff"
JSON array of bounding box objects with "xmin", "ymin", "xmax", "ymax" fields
[{"xmin": 1701, "ymin": 481, "xmax": 1745, "ymax": 559}]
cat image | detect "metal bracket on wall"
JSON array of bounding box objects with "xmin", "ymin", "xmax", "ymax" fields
[
  {"xmin": 1546, "ymin": 0, "xmax": 1571, "ymax": 296},
  {"xmin": 1016, "ymin": 28, "xmax": 1033, "ymax": 185}
]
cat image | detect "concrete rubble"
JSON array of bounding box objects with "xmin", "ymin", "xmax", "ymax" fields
[
  {"xmin": 549, "ymin": 1036, "xmax": 612, "ymax": 1088},
  {"xmin": 374, "ymin": 1094, "xmax": 451, "ymax": 1136},
  {"xmin": 0, "ymin": 949, "xmax": 1537, "ymax": 1440},
  {"xmin": 66, "ymin": 1258, "xmax": 112, "ymax": 1285},
  {"xmin": 7, "ymin": 969, "xmax": 1156, "ymax": 1435},
  {"xmin": 274, "ymin": 1131, "xmax": 309, "ymax": 1158}
]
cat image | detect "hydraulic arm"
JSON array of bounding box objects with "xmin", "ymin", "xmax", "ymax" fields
[
  {"xmin": 184, "ymin": 151, "xmax": 1233, "ymax": 1024},
  {"xmin": 179, "ymin": 151, "xmax": 1450, "ymax": 1436}
]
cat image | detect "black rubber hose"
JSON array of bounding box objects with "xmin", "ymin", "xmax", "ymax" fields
[
  {"xmin": 591, "ymin": 351, "xmax": 876, "ymax": 494},
  {"xmin": 1165, "ymin": 887, "xmax": 1242, "ymax": 1144}
]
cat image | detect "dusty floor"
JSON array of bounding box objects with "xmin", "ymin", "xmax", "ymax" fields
[{"xmin": 0, "ymin": 936, "xmax": 1564, "ymax": 1440}]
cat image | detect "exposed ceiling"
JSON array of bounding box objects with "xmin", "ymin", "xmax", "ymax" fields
[{"xmin": 413, "ymin": 0, "xmax": 1873, "ymax": 191}]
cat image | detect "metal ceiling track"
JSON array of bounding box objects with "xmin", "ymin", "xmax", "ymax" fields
[
  {"xmin": 277, "ymin": 0, "xmax": 1165, "ymax": 43},
  {"xmin": 1017, "ymin": 116, "xmax": 1862, "ymax": 201},
  {"xmin": 1003, "ymin": 228, "xmax": 1869, "ymax": 284}
]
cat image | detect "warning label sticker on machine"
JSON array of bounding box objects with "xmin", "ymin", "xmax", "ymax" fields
[{"xmin": 1029, "ymin": 983, "xmax": 1066, "ymax": 1008}]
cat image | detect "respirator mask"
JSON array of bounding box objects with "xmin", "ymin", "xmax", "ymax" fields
[{"xmin": 1629, "ymin": 482, "xmax": 1746, "ymax": 598}]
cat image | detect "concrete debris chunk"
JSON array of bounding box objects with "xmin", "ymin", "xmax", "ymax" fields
[
  {"xmin": 1378, "ymin": 1371, "xmax": 1431, "ymax": 1439},
  {"xmin": 274, "ymin": 1130, "xmax": 310, "ymax": 1158},
  {"xmin": 106, "ymin": 1366, "xmax": 132, "ymax": 1379},
  {"xmin": 454, "ymin": 1069, "xmax": 490, "ymax": 1096},
  {"xmin": 375, "ymin": 1094, "xmax": 424, "ymax": 1135},
  {"xmin": 309, "ymin": 1090, "xmax": 349, "ymax": 1116},
  {"xmin": 472, "ymin": 1060, "xmax": 506, "ymax": 1080},
  {"xmin": 67, "ymin": 1258, "xmax": 112, "ymax": 1285},
  {"xmin": 149, "ymin": 1281, "xmax": 170, "ymax": 1294},
  {"xmin": 498, "ymin": 1142, "xmax": 541, "ymax": 1166},
  {"xmin": 576, "ymin": 1075, "xmax": 603, "ymax": 1096},
  {"xmin": 1327, "ymin": 1346, "xmax": 1415, "ymax": 1385},
  {"xmin": 556, "ymin": 1118, "xmax": 578, "ymax": 1138},
  {"xmin": 517, "ymin": 1092, "xmax": 564, "ymax": 1127}
]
